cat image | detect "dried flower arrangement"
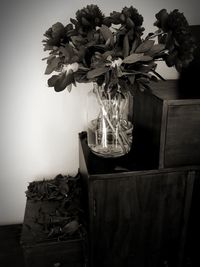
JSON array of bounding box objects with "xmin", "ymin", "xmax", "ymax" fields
[{"xmin": 42, "ymin": 5, "xmax": 195, "ymax": 96}]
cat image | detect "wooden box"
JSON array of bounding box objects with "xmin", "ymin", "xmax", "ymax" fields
[
  {"xmin": 21, "ymin": 200, "xmax": 87, "ymax": 267},
  {"xmin": 133, "ymin": 80, "xmax": 200, "ymax": 168}
]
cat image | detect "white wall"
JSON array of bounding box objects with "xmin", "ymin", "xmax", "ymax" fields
[{"xmin": 0, "ymin": 0, "xmax": 199, "ymax": 225}]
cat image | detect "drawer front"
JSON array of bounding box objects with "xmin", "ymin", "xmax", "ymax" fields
[
  {"xmin": 164, "ymin": 103, "xmax": 200, "ymax": 167},
  {"xmin": 23, "ymin": 240, "xmax": 85, "ymax": 267}
]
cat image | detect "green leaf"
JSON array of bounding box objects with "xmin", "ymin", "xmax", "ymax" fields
[
  {"xmin": 54, "ymin": 71, "xmax": 74, "ymax": 92},
  {"xmin": 138, "ymin": 55, "xmax": 153, "ymax": 61},
  {"xmin": 45, "ymin": 56, "xmax": 60, "ymax": 74},
  {"xmin": 130, "ymin": 38, "xmax": 139, "ymax": 53},
  {"xmin": 100, "ymin": 25, "xmax": 114, "ymax": 46},
  {"xmin": 123, "ymin": 53, "xmax": 143, "ymax": 64},
  {"xmin": 126, "ymin": 17, "xmax": 135, "ymax": 28},
  {"xmin": 123, "ymin": 34, "xmax": 129, "ymax": 58},
  {"xmin": 87, "ymin": 67, "xmax": 108, "ymax": 79},
  {"xmin": 123, "ymin": 53, "xmax": 152, "ymax": 64},
  {"xmin": 48, "ymin": 75, "xmax": 59, "ymax": 87},
  {"xmin": 135, "ymin": 40, "xmax": 155, "ymax": 53},
  {"xmin": 147, "ymin": 44, "xmax": 165, "ymax": 56},
  {"xmin": 63, "ymin": 220, "xmax": 79, "ymax": 234}
]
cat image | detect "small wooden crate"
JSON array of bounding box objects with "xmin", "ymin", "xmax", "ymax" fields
[
  {"xmin": 21, "ymin": 200, "xmax": 88, "ymax": 267},
  {"xmin": 133, "ymin": 80, "xmax": 200, "ymax": 168}
]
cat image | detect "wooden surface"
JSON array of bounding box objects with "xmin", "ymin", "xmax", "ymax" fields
[
  {"xmin": 133, "ymin": 80, "xmax": 200, "ymax": 168},
  {"xmin": 91, "ymin": 171, "xmax": 193, "ymax": 267},
  {"xmin": 79, "ymin": 133, "xmax": 196, "ymax": 267},
  {"xmin": 164, "ymin": 103, "xmax": 200, "ymax": 167}
]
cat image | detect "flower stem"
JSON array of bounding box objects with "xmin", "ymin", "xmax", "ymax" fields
[{"xmin": 94, "ymin": 85, "xmax": 129, "ymax": 154}]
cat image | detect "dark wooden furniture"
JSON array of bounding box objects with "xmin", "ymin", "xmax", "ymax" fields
[
  {"xmin": 0, "ymin": 224, "xmax": 25, "ymax": 267},
  {"xmin": 184, "ymin": 170, "xmax": 200, "ymax": 267},
  {"xmin": 21, "ymin": 200, "xmax": 87, "ymax": 267},
  {"xmin": 133, "ymin": 80, "xmax": 200, "ymax": 168},
  {"xmin": 79, "ymin": 132, "xmax": 199, "ymax": 267}
]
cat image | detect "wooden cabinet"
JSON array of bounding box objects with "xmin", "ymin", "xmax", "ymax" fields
[
  {"xmin": 184, "ymin": 170, "xmax": 200, "ymax": 266},
  {"xmin": 79, "ymin": 132, "xmax": 196, "ymax": 267},
  {"xmin": 133, "ymin": 80, "xmax": 200, "ymax": 168}
]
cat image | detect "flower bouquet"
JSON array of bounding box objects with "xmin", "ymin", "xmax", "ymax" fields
[{"xmin": 43, "ymin": 5, "xmax": 195, "ymax": 157}]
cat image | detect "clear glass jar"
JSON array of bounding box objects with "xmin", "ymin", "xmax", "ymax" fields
[{"xmin": 87, "ymin": 83, "xmax": 133, "ymax": 158}]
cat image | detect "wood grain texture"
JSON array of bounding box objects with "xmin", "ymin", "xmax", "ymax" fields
[
  {"xmin": 91, "ymin": 171, "xmax": 189, "ymax": 267},
  {"xmin": 164, "ymin": 103, "xmax": 200, "ymax": 167}
]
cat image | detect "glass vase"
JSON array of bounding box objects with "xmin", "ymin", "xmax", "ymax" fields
[{"xmin": 87, "ymin": 83, "xmax": 133, "ymax": 158}]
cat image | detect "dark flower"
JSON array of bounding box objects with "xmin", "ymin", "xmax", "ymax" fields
[
  {"xmin": 109, "ymin": 6, "xmax": 144, "ymax": 36},
  {"xmin": 75, "ymin": 4, "xmax": 104, "ymax": 32},
  {"xmin": 154, "ymin": 9, "xmax": 196, "ymax": 71},
  {"xmin": 43, "ymin": 22, "xmax": 69, "ymax": 50},
  {"xmin": 122, "ymin": 6, "xmax": 143, "ymax": 28}
]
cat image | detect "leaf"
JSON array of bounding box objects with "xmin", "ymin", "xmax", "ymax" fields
[
  {"xmin": 59, "ymin": 44, "xmax": 74, "ymax": 63},
  {"xmin": 70, "ymin": 18, "xmax": 78, "ymax": 26},
  {"xmin": 45, "ymin": 56, "xmax": 60, "ymax": 74},
  {"xmin": 87, "ymin": 67, "xmax": 108, "ymax": 79},
  {"xmin": 138, "ymin": 62, "xmax": 157, "ymax": 73},
  {"xmin": 102, "ymin": 50, "xmax": 114, "ymax": 59},
  {"xmin": 135, "ymin": 40, "xmax": 155, "ymax": 53},
  {"xmin": 63, "ymin": 220, "xmax": 79, "ymax": 235},
  {"xmin": 123, "ymin": 53, "xmax": 152, "ymax": 64},
  {"xmin": 67, "ymin": 84, "xmax": 72, "ymax": 92},
  {"xmin": 47, "ymin": 75, "xmax": 59, "ymax": 87},
  {"xmin": 123, "ymin": 34, "xmax": 129, "ymax": 58},
  {"xmin": 130, "ymin": 38, "xmax": 139, "ymax": 53},
  {"xmin": 70, "ymin": 36, "xmax": 85, "ymax": 46},
  {"xmin": 147, "ymin": 44, "xmax": 165, "ymax": 56},
  {"xmin": 123, "ymin": 53, "xmax": 144, "ymax": 64},
  {"xmin": 126, "ymin": 17, "xmax": 135, "ymax": 28},
  {"xmin": 54, "ymin": 71, "xmax": 74, "ymax": 92},
  {"xmin": 100, "ymin": 25, "xmax": 114, "ymax": 46},
  {"xmin": 128, "ymin": 74, "xmax": 135, "ymax": 85}
]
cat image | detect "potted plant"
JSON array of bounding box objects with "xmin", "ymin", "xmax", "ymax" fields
[{"xmin": 43, "ymin": 5, "xmax": 195, "ymax": 158}]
